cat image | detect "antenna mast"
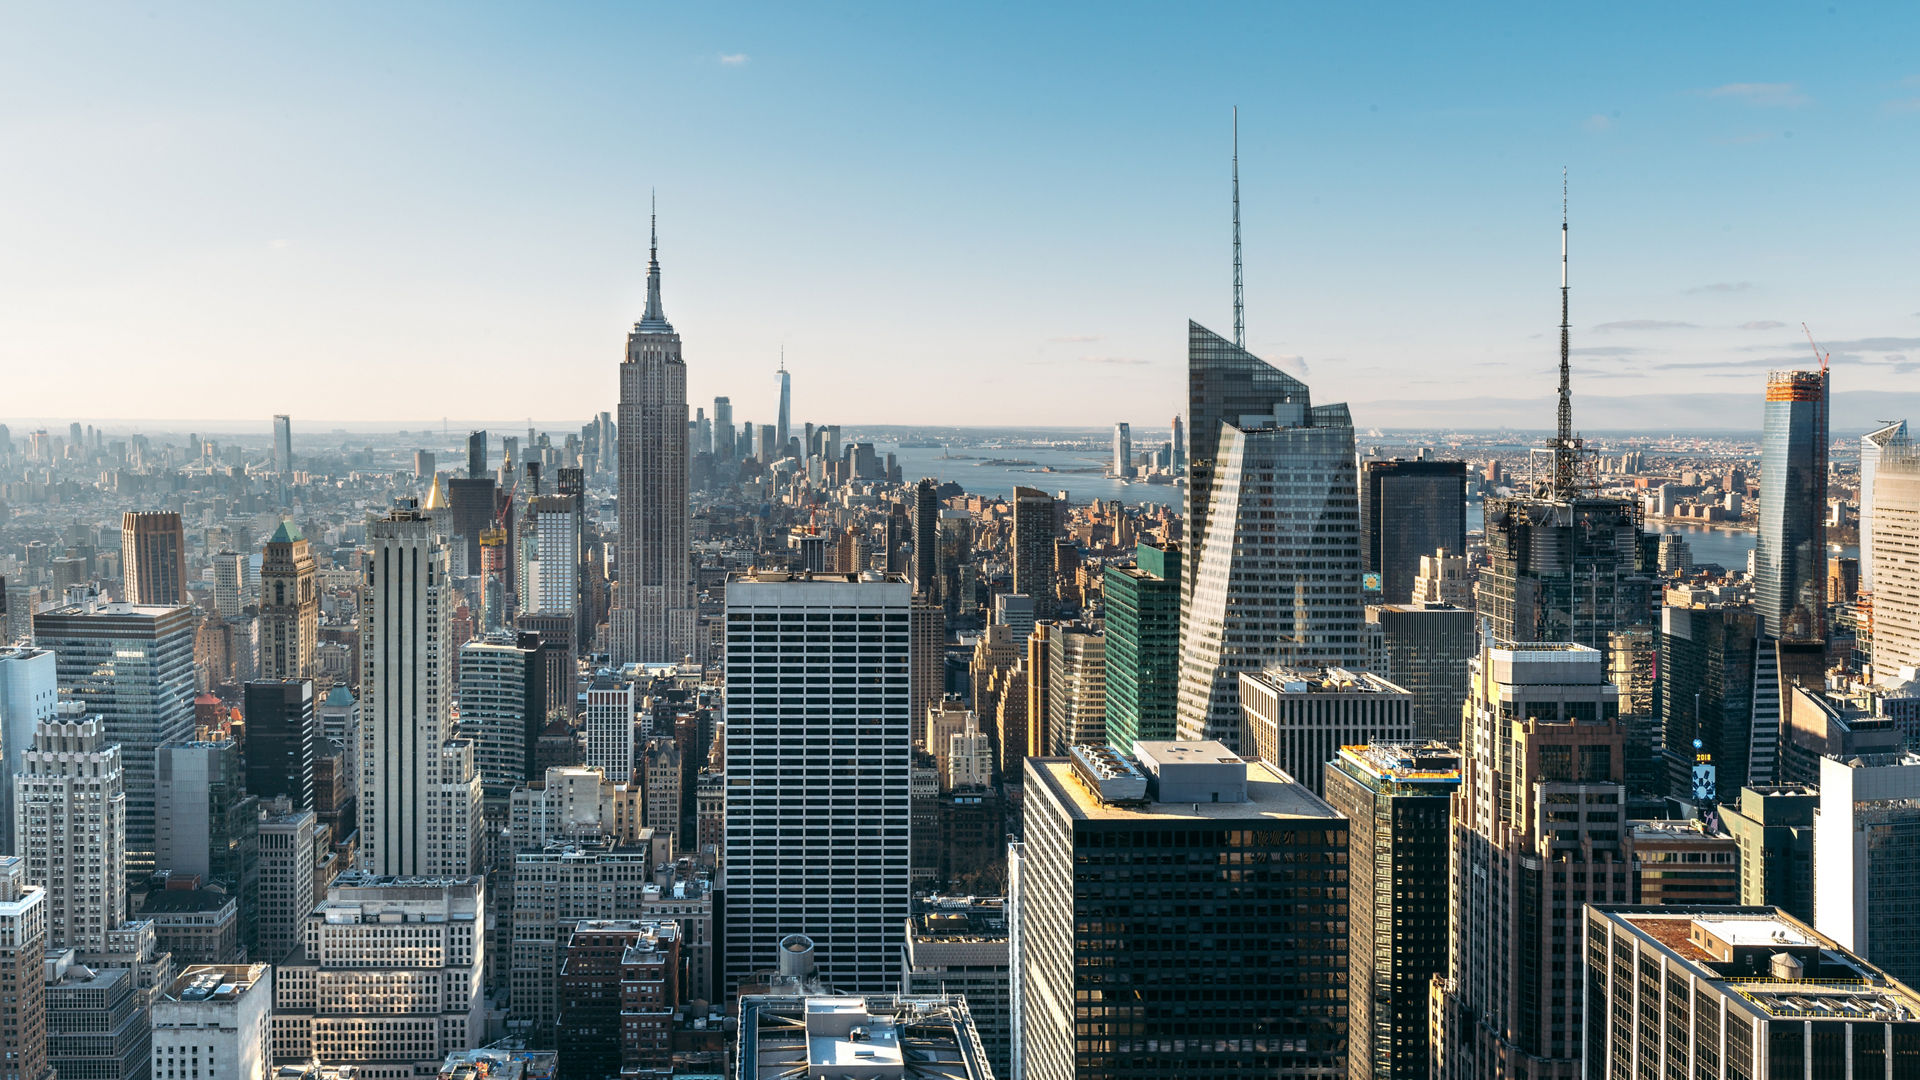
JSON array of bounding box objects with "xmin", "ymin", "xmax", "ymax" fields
[
  {"xmin": 1232, "ymin": 106, "xmax": 1244, "ymax": 350},
  {"xmin": 1551, "ymin": 168, "xmax": 1581, "ymax": 500}
]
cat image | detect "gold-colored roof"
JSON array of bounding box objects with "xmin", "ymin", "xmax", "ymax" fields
[{"xmin": 423, "ymin": 473, "xmax": 450, "ymax": 511}]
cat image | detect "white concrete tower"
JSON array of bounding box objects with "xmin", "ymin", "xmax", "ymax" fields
[
  {"xmin": 358, "ymin": 504, "xmax": 480, "ymax": 877},
  {"xmin": 14, "ymin": 708, "xmax": 125, "ymax": 954}
]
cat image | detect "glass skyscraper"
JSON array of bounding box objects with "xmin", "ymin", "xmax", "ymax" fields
[
  {"xmin": 1360, "ymin": 458, "xmax": 1466, "ymax": 603},
  {"xmin": 1177, "ymin": 323, "xmax": 1363, "ymax": 752},
  {"xmin": 1102, "ymin": 541, "xmax": 1182, "ymax": 748},
  {"xmin": 1755, "ymin": 368, "xmax": 1829, "ymax": 642}
]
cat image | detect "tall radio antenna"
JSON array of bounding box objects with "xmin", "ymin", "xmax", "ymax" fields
[{"xmin": 1232, "ymin": 106, "xmax": 1244, "ymax": 349}]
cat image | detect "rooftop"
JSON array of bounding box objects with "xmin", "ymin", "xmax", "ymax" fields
[
  {"xmin": 1247, "ymin": 666, "xmax": 1409, "ymax": 695},
  {"xmin": 165, "ymin": 964, "xmax": 268, "ymax": 1002},
  {"xmin": 1336, "ymin": 742, "xmax": 1462, "ymax": 784},
  {"xmin": 739, "ymin": 993, "xmax": 991, "ymax": 1080},
  {"xmin": 1603, "ymin": 907, "xmax": 1920, "ymax": 1022},
  {"xmin": 1032, "ymin": 755, "xmax": 1337, "ymax": 823}
]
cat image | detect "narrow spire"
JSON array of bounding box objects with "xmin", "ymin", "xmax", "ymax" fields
[
  {"xmin": 1232, "ymin": 106, "xmax": 1244, "ymax": 350},
  {"xmin": 1551, "ymin": 166, "xmax": 1581, "ymax": 499},
  {"xmin": 640, "ymin": 189, "xmax": 669, "ymax": 329}
]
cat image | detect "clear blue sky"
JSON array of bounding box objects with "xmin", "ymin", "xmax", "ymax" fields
[{"xmin": 4, "ymin": 3, "xmax": 1917, "ymax": 431}]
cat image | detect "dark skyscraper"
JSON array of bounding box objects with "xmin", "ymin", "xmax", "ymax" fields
[
  {"xmin": 1326, "ymin": 742, "xmax": 1458, "ymax": 1080},
  {"xmin": 1756, "ymin": 367, "xmax": 1830, "ymax": 642},
  {"xmin": 467, "ymin": 429, "xmax": 487, "ymax": 477},
  {"xmin": 913, "ymin": 478, "xmax": 939, "ymax": 599},
  {"xmin": 244, "ymin": 679, "xmax": 317, "ymax": 811},
  {"xmin": 1360, "ymin": 458, "xmax": 1466, "ymax": 602},
  {"xmin": 1011, "ymin": 487, "xmax": 1057, "ymax": 620},
  {"xmin": 1477, "ymin": 186, "xmax": 1643, "ymax": 650},
  {"xmin": 1658, "ymin": 592, "xmax": 1761, "ymax": 800},
  {"xmin": 1019, "ymin": 744, "xmax": 1348, "ymax": 1079},
  {"xmin": 120, "ymin": 511, "xmax": 188, "ymax": 606}
]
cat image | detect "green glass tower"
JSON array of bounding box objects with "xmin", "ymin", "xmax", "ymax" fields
[{"xmin": 1103, "ymin": 541, "xmax": 1182, "ymax": 748}]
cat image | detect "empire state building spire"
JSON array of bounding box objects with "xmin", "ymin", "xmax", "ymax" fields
[{"xmin": 639, "ymin": 190, "xmax": 672, "ymax": 332}]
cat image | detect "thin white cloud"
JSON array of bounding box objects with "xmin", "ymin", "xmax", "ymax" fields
[
  {"xmin": 1594, "ymin": 319, "xmax": 1697, "ymax": 332},
  {"xmin": 1045, "ymin": 334, "xmax": 1101, "ymax": 344},
  {"xmin": 1706, "ymin": 82, "xmax": 1808, "ymax": 107},
  {"xmin": 719, "ymin": 53, "xmax": 749, "ymax": 66},
  {"xmin": 1585, "ymin": 114, "xmax": 1614, "ymax": 132},
  {"xmin": 1740, "ymin": 320, "xmax": 1787, "ymax": 331},
  {"xmin": 1884, "ymin": 97, "xmax": 1920, "ymax": 114}
]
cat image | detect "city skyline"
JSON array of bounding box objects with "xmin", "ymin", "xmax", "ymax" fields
[{"xmin": 6, "ymin": 6, "xmax": 1920, "ymax": 428}]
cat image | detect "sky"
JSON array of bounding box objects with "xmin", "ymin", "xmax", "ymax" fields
[{"xmin": 4, "ymin": 3, "xmax": 1919, "ymax": 433}]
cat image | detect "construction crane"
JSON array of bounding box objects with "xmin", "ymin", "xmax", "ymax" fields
[{"xmin": 1802, "ymin": 322, "xmax": 1830, "ymax": 373}]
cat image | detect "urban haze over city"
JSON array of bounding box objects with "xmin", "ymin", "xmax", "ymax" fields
[{"xmin": 3, "ymin": 6, "xmax": 1920, "ymax": 1080}]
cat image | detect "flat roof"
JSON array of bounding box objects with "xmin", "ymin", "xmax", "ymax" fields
[{"xmin": 1030, "ymin": 757, "xmax": 1337, "ymax": 823}]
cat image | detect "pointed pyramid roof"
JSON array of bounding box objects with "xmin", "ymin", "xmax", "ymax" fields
[
  {"xmin": 423, "ymin": 473, "xmax": 450, "ymax": 511},
  {"xmin": 268, "ymin": 519, "xmax": 302, "ymax": 544}
]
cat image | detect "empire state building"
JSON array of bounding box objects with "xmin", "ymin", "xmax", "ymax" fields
[{"xmin": 612, "ymin": 209, "xmax": 695, "ymax": 663}]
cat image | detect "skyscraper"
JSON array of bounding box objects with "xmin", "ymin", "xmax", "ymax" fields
[
  {"xmin": 611, "ymin": 205, "xmax": 694, "ymax": 665},
  {"xmin": 358, "ymin": 505, "xmax": 481, "ymax": 877},
  {"xmin": 211, "ymin": 551, "xmax": 247, "ymax": 618},
  {"xmin": 1756, "ymin": 367, "xmax": 1830, "ymax": 641},
  {"xmin": 1359, "ymin": 458, "xmax": 1467, "ymax": 602},
  {"xmin": 14, "ymin": 710, "xmax": 126, "ymax": 954},
  {"xmin": 1867, "ymin": 432, "xmax": 1920, "ymax": 683},
  {"xmin": 1860, "ymin": 420, "xmax": 1906, "ymax": 594},
  {"xmin": 520, "ymin": 494, "xmax": 581, "ymax": 625},
  {"xmin": 257, "ymin": 520, "xmax": 317, "ymax": 682},
  {"xmin": 242, "ymin": 679, "xmax": 316, "ymax": 810},
  {"xmin": 0, "ymin": 647, "xmax": 57, "ymax": 857},
  {"xmin": 1010, "ymin": 487, "xmax": 1057, "ymax": 620},
  {"xmin": 1325, "ymin": 742, "xmax": 1458, "ymax": 1080},
  {"xmin": 1583, "ymin": 905, "xmax": 1920, "ymax": 1080},
  {"xmin": 712, "ymin": 397, "xmax": 735, "ymax": 461},
  {"xmin": 1176, "ymin": 323, "xmax": 1363, "ymax": 752},
  {"xmin": 272, "ymin": 414, "xmax": 292, "ymax": 476},
  {"xmin": 0, "ymin": 857, "xmax": 47, "ymax": 1080},
  {"xmin": 154, "ymin": 738, "xmax": 259, "ymax": 956},
  {"xmin": 1476, "ymin": 195, "xmax": 1643, "ymax": 651},
  {"xmin": 1170, "ymin": 413, "xmax": 1185, "ymax": 473},
  {"xmin": 1238, "ymin": 667, "xmax": 1413, "ymax": 797},
  {"xmin": 1044, "ymin": 623, "xmax": 1105, "ymax": 754},
  {"xmin": 1657, "ymin": 590, "xmax": 1761, "ymax": 799},
  {"xmin": 32, "ymin": 598, "xmax": 195, "ymax": 874},
  {"xmin": 1018, "ymin": 743, "xmax": 1348, "ymax": 1079},
  {"xmin": 913, "ymin": 478, "xmax": 940, "ymax": 598},
  {"xmin": 1812, "ymin": 751, "xmax": 1920, "ymax": 987},
  {"xmin": 467, "ymin": 429, "xmax": 487, "ymax": 477},
  {"xmin": 121, "ymin": 511, "xmax": 188, "ymax": 606},
  {"xmin": 723, "ymin": 570, "xmax": 910, "ymax": 995},
  {"xmin": 775, "ymin": 360, "xmax": 792, "ymax": 454},
  {"xmin": 1365, "ymin": 603, "xmax": 1476, "ymax": 743},
  {"xmin": 1102, "ymin": 541, "xmax": 1182, "ymax": 748},
  {"xmin": 1111, "ymin": 422, "xmax": 1132, "ymax": 478},
  {"xmin": 1433, "ymin": 642, "xmax": 1634, "ymax": 1079},
  {"xmin": 460, "ymin": 634, "xmax": 548, "ymax": 796}
]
